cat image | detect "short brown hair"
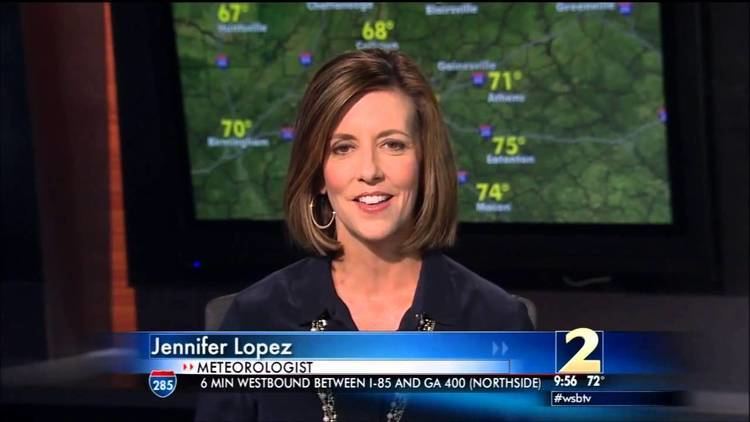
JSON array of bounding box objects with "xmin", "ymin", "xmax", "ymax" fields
[{"xmin": 283, "ymin": 49, "xmax": 457, "ymax": 257}]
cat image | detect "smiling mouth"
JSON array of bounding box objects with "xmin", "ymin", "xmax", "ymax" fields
[{"xmin": 354, "ymin": 194, "xmax": 393, "ymax": 205}]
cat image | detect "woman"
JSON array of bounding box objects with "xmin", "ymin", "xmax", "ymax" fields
[{"xmin": 196, "ymin": 49, "xmax": 533, "ymax": 422}]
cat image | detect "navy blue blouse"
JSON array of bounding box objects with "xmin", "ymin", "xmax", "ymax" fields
[{"xmin": 195, "ymin": 250, "xmax": 533, "ymax": 422}]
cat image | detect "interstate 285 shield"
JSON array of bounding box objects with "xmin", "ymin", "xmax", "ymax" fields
[{"xmin": 148, "ymin": 370, "xmax": 177, "ymax": 398}]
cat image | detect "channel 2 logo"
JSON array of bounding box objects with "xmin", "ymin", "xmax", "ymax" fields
[
  {"xmin": 149, "ymin": 370, "xmax": 177, "ymax": 398},
  {"xmin": 555, "ymin": 328, "xmax": 603, "ymax": 374}
]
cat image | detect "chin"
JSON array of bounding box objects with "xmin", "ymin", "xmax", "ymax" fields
[{"xmin": 351, "ymin": 225, "xmax": 401, "ymax": 244}]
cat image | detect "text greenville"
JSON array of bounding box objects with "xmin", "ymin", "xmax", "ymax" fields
[{"xmin": 150, "ymin": 336, "xmax": 293, "ymax": 359}]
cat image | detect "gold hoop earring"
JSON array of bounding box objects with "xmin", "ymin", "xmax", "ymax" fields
[{"xmin": 309, "ymin": 197, "xmax": 336, "ymax": 229}]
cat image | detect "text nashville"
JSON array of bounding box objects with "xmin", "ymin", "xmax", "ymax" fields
[{"xmin": 151, "ymin": 336, "xmax": 293, "ymax": 359}]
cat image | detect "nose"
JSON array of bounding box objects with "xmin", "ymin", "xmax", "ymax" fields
[{"xmin": 358, "ymin": 145, "xmax": 384, "ymax": 184}]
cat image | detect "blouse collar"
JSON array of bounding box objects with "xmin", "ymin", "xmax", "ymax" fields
[{"xmin": 290, "ymin": 249, "xmax": 460, "ymax": 329}]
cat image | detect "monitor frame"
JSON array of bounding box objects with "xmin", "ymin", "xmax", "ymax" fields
[{"xmin": 112, "ymin": 3, "xmax": 720, "ymax": 293}]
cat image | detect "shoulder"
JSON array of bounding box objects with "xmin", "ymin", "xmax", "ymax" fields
[
  {"xmin": 436, "ymin": 253, "xmax": 534, "ymax": 331},
  {"xmin": 219, "ymin": 257, "xmax": 324, "ymax": 331}
]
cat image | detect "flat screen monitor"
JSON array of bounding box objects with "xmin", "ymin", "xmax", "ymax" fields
[{"xmin": 112, "ymin": 3, "xmax": 718, "ymax": 292}]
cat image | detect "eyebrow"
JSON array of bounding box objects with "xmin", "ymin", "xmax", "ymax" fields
[{"xmin": 330, "ymin": 129, "xmax": 412, "ymax": 141}]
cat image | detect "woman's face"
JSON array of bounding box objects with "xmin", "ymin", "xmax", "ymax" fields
[{"xmin": 323, "ymin": 89, "xmax": 420, "ymax": 248}]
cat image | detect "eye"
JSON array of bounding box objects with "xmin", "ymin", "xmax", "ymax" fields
[
  {"xmin": 332, "ymin": 143, "xmax": 354, "ymax": 155},
  {"xmin": 383, "ymin": 139, "xmax": 407, "ymax": 152}
]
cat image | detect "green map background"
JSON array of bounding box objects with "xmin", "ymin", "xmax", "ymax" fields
[{"xmin": 173, "ymin": 2, "xmax": 672, "ymax": 223}]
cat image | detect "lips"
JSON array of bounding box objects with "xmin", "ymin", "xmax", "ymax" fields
[
  {"xmin": 353, "ymin": 192, "xmax": 393, "ymax": 214},
  {"xmin": 353, "ymin": 192, "xmax": 393, "ymax": 205}
]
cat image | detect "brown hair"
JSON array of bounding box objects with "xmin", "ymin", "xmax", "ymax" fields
[{"xmin": 283, "ymin": 49, "xmax": 457, "ymax": 257}]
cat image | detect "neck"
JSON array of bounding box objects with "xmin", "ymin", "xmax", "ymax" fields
[{"xmin": 331, "ymin": 230, "xmax": 422, "ymax": 296}]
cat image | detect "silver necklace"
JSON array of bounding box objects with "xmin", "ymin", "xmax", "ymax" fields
[{"xmin": 311, "ymin": 313, "xmax": 436, "ymax": 422}]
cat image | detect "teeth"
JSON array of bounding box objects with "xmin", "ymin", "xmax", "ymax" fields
[{"xmin": 357, "ymin": 195, "xmax": 390, "ymax": 205}]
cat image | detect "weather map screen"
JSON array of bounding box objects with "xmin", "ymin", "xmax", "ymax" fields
[{"xmin": 173, "ymin": 2, "xmax": 672, "ymax": 224}]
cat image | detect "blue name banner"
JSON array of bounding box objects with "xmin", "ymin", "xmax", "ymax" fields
[{"xmin": 109, "ymin": 330, "xmax": 681, "ymax": 376}]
